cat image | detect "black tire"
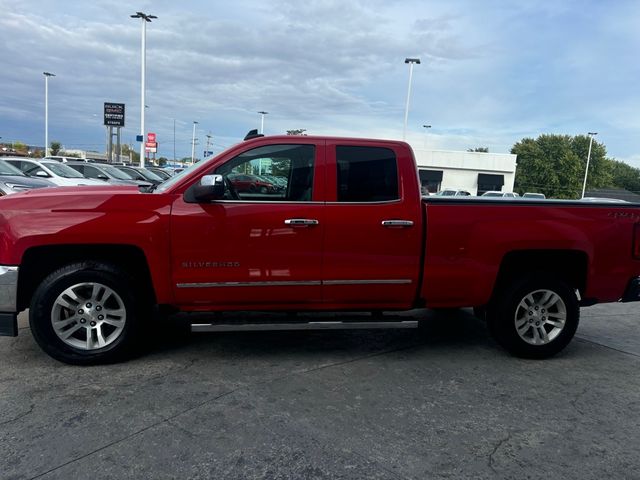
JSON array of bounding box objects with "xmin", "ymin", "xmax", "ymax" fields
[
  {"xmin": 29, "ymin": 262, "xmax": 147, "ymax": 365},
  {"xmin": 487, "ymin": 275, "xmax": 579, "ymax": 359},
  {"xmin": 249, "ymin": 184, "xmax": 257, "ymax": 193},
  {"xmin": 259, "ymin": 186, "xmax": 268, "ymax": 194}
]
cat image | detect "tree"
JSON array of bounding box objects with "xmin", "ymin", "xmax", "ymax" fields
[
  {"xmin": 12, "ymin": 141, "xmax": 27, "ymax": 154},
  {"xmin": 158, "ymin": 157, "xmax": 168, "ymax": 167},
  {"xmin": 50, "ymin": 141, "xmax": 61, "ymax": 155},
  {"xmin": 511, "ymin": 134, "xmax": 610, "ymax": 199},
  {"xmin": 512, "ymin": 135, "xmax": 582, "ymax": 198},
  {"xmin": 121, "ymin": 144, "xmax": 140, "ymax": 164},
  {"xmin": 286, "ymin": 129, "xmax": 307, "ymax": 136},
  {"xmin": 467, "ymin": 147, "xmax": 489, "ymax": 153},
  {"xmin": 569, "ymin": 135, "xmax": 611, "ymax": 190},
  {"xmin": 604, "ymin": 159, "xmax": 640, "ymax": 193}
]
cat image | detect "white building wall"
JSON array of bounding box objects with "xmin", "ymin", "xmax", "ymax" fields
[{"xmin": 410, "ymin": 147, "xmax": 517, "ymax": 195}]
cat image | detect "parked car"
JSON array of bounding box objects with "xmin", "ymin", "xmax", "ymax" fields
[
  {"xmin": 481, "ymin": 191, "xmax": 519, "ymax": 198},
  {"xmin": 43, "ymin": 156, "xmax": 85, "ymax": 163},
  {"xmin": 581, "ymin": 197, "xmax": 629, "ymax": 203},
  {"xmin": 0, "ymin": 159, "xmax": 55, "ymax": 195},
  {"xmin": 4, "ymin": 159, "xmax": 105, "ymax": 187},
  {"xmin": 523, "ymin": 192, "xmax": 546, "ymax": 199},
  {"xmin": 66, "ymin": 162, "xmax": 152, "ymax": 189},
  {"xmin": 146, "ymin": 167, "xmax": 173, "ymax": 180},
  {"xmin": 228, "ymin": 173, "xmax": 276, "ymax": 193},
  {"xmin": 114, "ymin": 166, "xmax": 165, "ymax": 186},
  {"xmin": 435, "ymin": 189, "xmax": 471, "ymax": 196}
]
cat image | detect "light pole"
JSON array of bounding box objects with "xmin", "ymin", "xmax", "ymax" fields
[
  {"xmin": 191, "ymin": 121, "xmax": 199, "ymax": 165},
  {"xmin": 581, "ymin": 132, "xmax": 598, "ymax": 199},
  {"xmin": 422, "ymin": 124, "xmax": 431, "ymax": 148},
  {"xmin": 130, "ymin": 11, "xmax": 157, "ymax": 167},
  {"xmin": 403, "ymin": 58, "xmax": 421, "ymax": 141},
  {"xmin": 258, "ymin": 111, "xmax": 268, "ymax": 134},
  {"xmin": 43, "ymin": 72, "xmax": 55, "ymax": 156}
]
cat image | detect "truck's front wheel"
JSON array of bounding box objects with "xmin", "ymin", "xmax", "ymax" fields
[
  {"xmin": 29, "ymin": 262, "xmax": 144, "ymax": 365},
  {"xmin": 487, "ymin": 275, "xmax": 579, "ymax": 359}
]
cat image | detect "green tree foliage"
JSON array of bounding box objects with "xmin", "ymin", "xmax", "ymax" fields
[
  {"xmin": 158, "ymin": 157, "xmax": 168, "ymax": 167},
  {"xmin": 13, "ymin": 141, "xmax": 27, "ymax": 153},
  {"xmin": 512, "ymin": 134, "xmax": 609, "ymax": 199},
  {"xmin": 50, "ymin": 141, "xmax": 61, "ymax": 155},
  {"xmin": 604, "ymin": 159, "xmax": 640, "ymax": 193},
  {"xmin": 121, "ymin": 144, "xmax": 140, "ymax": 164},
  {"xmin": 467, "ymin": 147, "xmax": 489, "ymax": 152}
]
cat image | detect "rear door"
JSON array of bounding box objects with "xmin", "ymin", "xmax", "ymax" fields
[{"xmin": 322, "ymin": 140, "xmax": 423, "ymax": 308}]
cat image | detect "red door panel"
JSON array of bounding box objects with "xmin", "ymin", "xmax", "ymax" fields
[{"xmin": 322, "ymin": 140, "xmax": 423, "ymax": 308}]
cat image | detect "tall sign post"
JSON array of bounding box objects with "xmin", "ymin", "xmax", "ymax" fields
[{"xmin": 104, "ymin": 103, "xmax": 125, "ymax": 163}]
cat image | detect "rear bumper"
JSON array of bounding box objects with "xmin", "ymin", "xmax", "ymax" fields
[
  {"xmin": 621, "ymin": 276, "xmax": 640, "ymax": 302},
  {"xmin": 0, "ymin": 265, "xmax": 18, "ymax": 337}
]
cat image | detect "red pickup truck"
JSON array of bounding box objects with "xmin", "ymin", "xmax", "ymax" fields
[{"xmin": 1, "ymin": 133, "xmax": 639, "ymax": 364}]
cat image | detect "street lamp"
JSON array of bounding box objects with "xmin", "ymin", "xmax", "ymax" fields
[
  {"xmin": 403, "ymin": 58, "xmax": 421, "ymax": 141},
  {"xmin": 581, "ymin": 132, "xmax": 598, "ymax": 199},
  {"xmin": 257, "ymin": 111, "xmax": 269, "ymax": 134},
  {"xmin": 191, "ymin": 121, "xmax": 199, "ymax": 165},
  {"xmin": 130, "ymin": 11, "xmax": 157, "ymax": 167},
  {"xmin": 43, "ymin": 72, "xmax": 55, "ymax": 156},
  {"xmin": 422, "ymin": 124, "xmax": 431, "ymax": 148}
]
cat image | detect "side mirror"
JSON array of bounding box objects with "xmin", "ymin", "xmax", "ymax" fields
[
  {"xmin": 97, "ymin": 174, "xmax": 109, "ymax": 181},
  {"xmin": 35, "ymin": 171, "xmax": 50, "ymax": 178},
  {"xmin": 188, "ymin": 174, "xmax": 225, "ymax": 202}
]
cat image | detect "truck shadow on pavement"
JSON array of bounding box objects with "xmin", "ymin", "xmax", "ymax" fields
[{"xmin": 143, "ymin": 308, "xmax": 501, "ymax": 360}]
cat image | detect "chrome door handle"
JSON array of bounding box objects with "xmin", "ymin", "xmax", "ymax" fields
[
  {"xmin": 284, "ymin": 218, "xmax": 319, "ymax": 226},
  {"xmin": 381, "ymin": 220, "xmax": 414, "ymax": 227}
]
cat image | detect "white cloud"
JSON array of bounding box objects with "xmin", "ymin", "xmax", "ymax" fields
[{"xmin": 0, "ymin": 0, "xmax": 638, "ymax": 165}]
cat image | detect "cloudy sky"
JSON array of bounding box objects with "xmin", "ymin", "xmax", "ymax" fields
[{"xmin": 1, "ymin": 0, "xmax": 639, "ymax": 166}]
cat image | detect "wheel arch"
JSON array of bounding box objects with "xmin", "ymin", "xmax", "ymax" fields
[
  {"xmin": 493, "ymin": 249, "xmax": 589, "ymax": 301},
  {"xmin": 17, "ymin": 244, "xmax": 156, "ymax": 312}
]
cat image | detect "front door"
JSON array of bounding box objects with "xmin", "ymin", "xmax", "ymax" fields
[{"xmin": 171, "ymin": 141, "xmax": 326, "ymax": 309}]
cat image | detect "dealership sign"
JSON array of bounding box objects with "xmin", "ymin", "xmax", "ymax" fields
[
  {"xmin": 145, "ymin": 132, "xmax": 158, "ymax": 153},
  {"xmin": 103, "ymin": 103, "xmax": 125, "ymax": 127}
]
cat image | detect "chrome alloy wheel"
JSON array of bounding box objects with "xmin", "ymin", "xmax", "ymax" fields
[
  {"xmin": 514, "ymin": 289, "xmax": 567, "ymax": 345},
  {"xmin": 51, "ymin": 282, "xmax": 127, "ymax": 351}
]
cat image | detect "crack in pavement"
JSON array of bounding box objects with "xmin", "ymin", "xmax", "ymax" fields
[
  {"xmin": 27, "ymin": 341, "xmax": 422, "ymax": 480},
  {"xmin": 488, "ymin": 432, "xmax": 511, "ymax": 474},
  {"xmin": 575, "ymin": 336, "xmax": 640, "ymax": 359},
  {"xmin": 570, "ymin": 386, "xmax": 589, "ymax": 416},
  {"xmin": 0, "ymin": 403, "xmax": 35, "ymax": 427}
]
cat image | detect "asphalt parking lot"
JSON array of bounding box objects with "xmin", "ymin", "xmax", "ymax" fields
[{"xmin": 1, "ymin": 304, "xmax": 639, "ymax": 480}]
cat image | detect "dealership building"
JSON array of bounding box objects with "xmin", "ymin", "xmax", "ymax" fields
[{"xmin": 410, "ymin": 147, "xmax": 517, "ymax": 196}]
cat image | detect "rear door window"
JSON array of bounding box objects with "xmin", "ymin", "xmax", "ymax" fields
[{"xmin": 335, "ymin": 146, "xmax": 399, "ymax": 202}]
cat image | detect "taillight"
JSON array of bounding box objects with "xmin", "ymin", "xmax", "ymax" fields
[{"xmin": 634, "ymin": 223, "xmax": 640, "ymax": 259}]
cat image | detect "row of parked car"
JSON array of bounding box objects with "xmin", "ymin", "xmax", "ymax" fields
[
  {"xmin": 0, "ymin": 157, "xmax": 178, "ymax": 195},
  {"xmin": 431, "ymin": 188, "xmax": 546, "ymax": 199},
  {"xmin": 0, "ymin": 157, "xmax": 291, "ymax": 197}
]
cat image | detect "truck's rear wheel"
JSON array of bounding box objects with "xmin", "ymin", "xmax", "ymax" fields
[
  {"xmin": 29, "ymin": 262, "xmax": 144, "ymax": 365},
  {"xmin": 487, "ymin": 275, "xmax": 579, "ymax": 359}
]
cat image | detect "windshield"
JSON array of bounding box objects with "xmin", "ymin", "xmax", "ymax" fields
[
  {"xmin": 154, "ymin": 163, "xmax": 202, "ymax": 193},
  {"xmin": 136, "ymin": 168, "xmax": 163, "ymax": 182},
  {"xmin": 103, "ymin": 165, "xmax": 134, "ymax": 180},
  {"xmin": 0, "ymin": 160, "xmax": 26, "ymax": 176},
  {"xmin": 42, "ymin": 162, "xmax": 85, "ymax": 178}
]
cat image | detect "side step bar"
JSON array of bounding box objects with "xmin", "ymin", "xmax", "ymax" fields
[{"xmin": 191, "ymin": 320, "xmax": 419, "ymax": 333}]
